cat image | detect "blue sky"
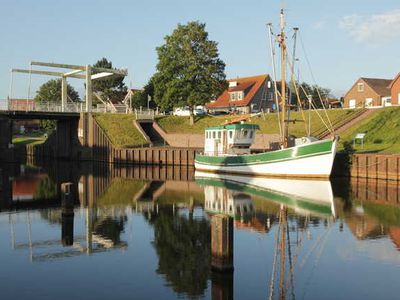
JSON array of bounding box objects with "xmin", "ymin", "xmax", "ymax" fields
[{"xmin": 1, "ymin": 0, "xmax": 399, "ymax": 99}]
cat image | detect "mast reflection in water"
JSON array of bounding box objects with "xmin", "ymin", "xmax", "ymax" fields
[{"xmin": 0, "ymin": 162, "xmax": 399, "ymax": 300}]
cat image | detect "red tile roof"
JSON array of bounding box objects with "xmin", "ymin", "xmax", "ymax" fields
[{"xmin": 207, "ymin": 74, "xmax": 269, "ymax": 108}]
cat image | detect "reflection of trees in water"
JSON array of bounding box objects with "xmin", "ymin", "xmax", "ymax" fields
[
  {"xmin": 33, "ymin": 176, "xmax": 57, "ymax": 200},
  {"xmin": 93, "ymin": 216, "xmax": 127, "ymax": 246},
  {"xmin": 147, "ymin": 207, "xmax": 211, "ymax": 299}
]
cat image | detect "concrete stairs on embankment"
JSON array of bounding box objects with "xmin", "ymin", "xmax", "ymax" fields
[
  {"xmin": 316, "ymin": 108, "xmax": 376, "ymax": 139},
  {"xmin": 135, "ymin": 120, "xmax": 168, "ymax": 147}
]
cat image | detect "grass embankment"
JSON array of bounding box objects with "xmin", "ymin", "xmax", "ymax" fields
[
  {"xmin": 94, "ymin": 109, "xmax": 400, "ymax": 153},
  {"xmin": 157, "ymin": 109, "xmax": 354, "ymax": 137},
  {"xmin": 97, "ymin": 178, "xmax": 149, "ymax": 207},
  {"xmin": 339, "ymin": 107, "xmax": 400, "ymax": 153},
  {"xmin": 94, "ymin": 114, "xmax": 149, "ymax": 148}
]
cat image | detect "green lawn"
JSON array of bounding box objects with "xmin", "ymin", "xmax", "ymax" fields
[
  {"xmin": 93, "ymin": 108, "xmax": 400, "ymax": 154},
  {"xmin": 339, "ymin": 107, "xmax": 400, "ymax": 153},
  {"xmin": 157, "ymin": 109, "xmax": 355, "ymax": 136},
  {"xmin": 94, "ymin": 114, "xmax": 149, "ymax": 148}
]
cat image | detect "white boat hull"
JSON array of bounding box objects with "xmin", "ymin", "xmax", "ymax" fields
[{"xmin": 195, "ymin": 138, "xmax": 337, "ymax": 179}]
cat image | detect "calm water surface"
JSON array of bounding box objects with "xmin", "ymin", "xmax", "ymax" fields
[{"xmin": 0, "ymin": 162, "xmax": 399, "ymax": 300}]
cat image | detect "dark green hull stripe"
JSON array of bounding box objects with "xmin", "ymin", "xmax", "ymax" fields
[
  {"xmin": 196, "ymin": 177, "xmax": 332, "ymax": 216},
  {"xmin": 195, "ymin": 139, "xmax": 333, "ymax": 166}
]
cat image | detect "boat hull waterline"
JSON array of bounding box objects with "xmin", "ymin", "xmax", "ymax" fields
[{"xmin": 195, "ymin": 138, "xmax": 337, "ymax": 179}]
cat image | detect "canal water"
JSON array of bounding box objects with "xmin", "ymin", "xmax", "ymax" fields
[{"xmin": 0, "ymin": 161, "xmax": 399, "ymax": 300}]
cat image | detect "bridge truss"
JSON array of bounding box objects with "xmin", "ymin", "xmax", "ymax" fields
[{"xmin": 10, "ymin": 61, "xmax": 128, "ymax": 112}]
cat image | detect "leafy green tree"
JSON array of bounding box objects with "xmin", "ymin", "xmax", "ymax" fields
[
  {"xmin": 92, "ymin": 58, "xmax": 127, "ymax": 102},
  {"xmin": 34, "ymin": 79, "xmax": 80, "ymax": 131},
  {"xmin": 298, "ymin": 82, "xmax": 331, "ymax": 109},
  {"xmin": 152, "ymin": 21, "xmax": 227, "ymax": 113},
  {"xmin": 34, "ymin": 79, "xmax": 80, "ymax": 103},
  {"xmin": 130, "ymin": 79, "xmax": 155, "ymax": 109}
]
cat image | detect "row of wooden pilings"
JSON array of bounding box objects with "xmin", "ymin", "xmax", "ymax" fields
[{"xmin": 350, "ymin": 153, "xmax": 400, "ymax": 181}]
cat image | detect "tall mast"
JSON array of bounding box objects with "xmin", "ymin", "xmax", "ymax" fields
[{"xmin": 279, "ymin": 9, "xmax": 287, "ymax": 148}]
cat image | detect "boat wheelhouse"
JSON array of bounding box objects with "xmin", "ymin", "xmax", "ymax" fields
[{"xmin": 204, "ymin": 121, "xmax": 259, "ymax": 156}]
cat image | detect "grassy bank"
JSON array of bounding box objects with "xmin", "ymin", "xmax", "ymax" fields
[
  {"xmin": 97, "ymin": 178, "xmax": 148, "ymax": 206},
  {"xmin": 93, "ymin": 108, "xmax": 400, "ymax": 153},
  {"xmin": 94, "ymin": 114, "xmax": 149, "ymax": 148},
  {"xmin": 157, "ymin": 109, "xmax": 354, "ymax": 137},
  {"xmin": 339, "ymin": 107, "xmax": 400, "ymax": 153}
]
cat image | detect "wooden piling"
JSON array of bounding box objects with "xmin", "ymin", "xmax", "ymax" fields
[{"xmin": 211, "ymin": 214, "xmax": 234, "ymax": 272}]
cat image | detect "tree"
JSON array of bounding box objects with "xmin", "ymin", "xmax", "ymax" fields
[
  {"xmin": 152, "ymin": 21, "xmax": 227, "ymax": 114},
  {"xmin": 298, "ymin": 82, "xmax": 331, "ymax": 109},
  {"xmin": 130, "ymin": 79, "xmax": 155, "ymax": 109},
  {"xmin": 92, "ymin": 58, "xmax": 127, "ymax": 102},
  {"xmin": 34, "ymin": 79, "xmax": 80, "ymax": 131},
  {"xmin": 34, "ymin": 79, "xmax": 80, "ymax": 103}
]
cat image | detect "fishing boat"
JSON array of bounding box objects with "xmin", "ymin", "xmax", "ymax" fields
[{"xmin": 195, "ymin": 9, "xmax": 337, "ymax": 179}]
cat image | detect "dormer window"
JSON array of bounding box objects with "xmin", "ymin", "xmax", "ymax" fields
[
  {"xmin": 229, "ymin": 91, "xmax": 244, "ymax": 101},
  {"xmin": 357, "ymin": 83, "xmax": 364, "ymax": 92}
]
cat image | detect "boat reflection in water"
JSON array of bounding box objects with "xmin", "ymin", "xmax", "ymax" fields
[
  {"xmin": 196, "ymin": 171, "xmax": 336, "ymax": 300},
  {"xmin": 195, "ymin": 171, "xmax": 336, "ymax": 219}
]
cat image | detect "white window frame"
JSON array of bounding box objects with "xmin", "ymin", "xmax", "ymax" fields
[
  {"xmin": 357, "ymin": 83, "xmax": 364, "ymax": 92},
  {"xmin": 382, "ymin": 97, "xmax": 391, "ymax": 107},
  {"xmin": 229, "ymin": 91, "xmax": 244, "ymax": 101}
]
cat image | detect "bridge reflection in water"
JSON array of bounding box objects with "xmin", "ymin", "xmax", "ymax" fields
[{"xmin": 0, "ymin": 161, "xmax": 400, "ymax": 299}]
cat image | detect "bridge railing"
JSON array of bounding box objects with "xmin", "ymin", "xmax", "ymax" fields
[
  {"xmin": 6, "ymin": 101, "xmax": 85, "ymax": 113},
  {"xmin": 135, "ymin": 108, "xmax": 155, "ymax": 120},
  {"xmin": 3, "ymin": 100, "xmax": 164, "ymax": 117}
]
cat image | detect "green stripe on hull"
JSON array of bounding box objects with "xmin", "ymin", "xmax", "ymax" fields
[
  {"xmin": 195, "ymin": 139, "xmax": 333, "ymax": 166},
  {"xmin": 196, "ymin": 177, "xmax": 332, "ymax": 216}
]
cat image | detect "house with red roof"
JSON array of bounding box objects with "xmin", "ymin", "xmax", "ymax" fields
[{"xmin": 206, "ymin": 74, "xmax": 275, "ymax": 114}]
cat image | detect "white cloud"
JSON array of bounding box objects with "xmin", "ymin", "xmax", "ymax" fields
[{"xmin": 339, "ymin": 10, "xmax": 400, "ymax": 44}]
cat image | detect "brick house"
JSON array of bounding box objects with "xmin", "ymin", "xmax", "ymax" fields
[
  {"xmin": 343, "ymin": 78, "xmax": 392, "ymax": 108},
  {"xmin": 389, "ymin": 73, "xmax": 400, "ymax": 106},
  {"xmin": 206, "ymin": 74, "xmax": 275, "ymax": 114}
]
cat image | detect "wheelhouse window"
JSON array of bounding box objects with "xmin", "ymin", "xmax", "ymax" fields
[
  {"xmin": 218, "ymin": 131, "xmax": 221, "ymax": 139},
  {"xmin": 229, "ymin": 130, "xmax": 233, "ymax": 139},
  {"xmin": 212, "ymin": 131, "xmax": 216, "ymax": 139}
]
